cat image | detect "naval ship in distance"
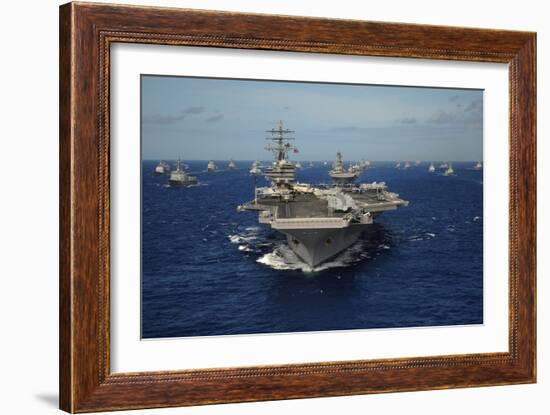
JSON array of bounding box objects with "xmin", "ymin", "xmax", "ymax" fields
[
  {"xmin": 168, "ymin": 159, "xmax": 197, "ymax": 187},
  {"xmin": 238, "ymin": 121, "xmax": 408, "ymax": 268},
  {"xmin": 154, "ymin": 160, "xmax": 171, "ymax": 175},
  {"xmin": 329, "ymin": 151, "xmax": 359, "ymax": 185}
]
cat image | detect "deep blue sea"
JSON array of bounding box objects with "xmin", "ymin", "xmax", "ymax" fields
[{"xmin": 141, "ymin": 161, "xmax": 483, "ymax": 338}]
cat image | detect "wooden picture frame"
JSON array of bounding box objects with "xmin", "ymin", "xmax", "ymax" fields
[{"xmin": 59, "ymin": 2, "xmax": 536, "ymax": 412}]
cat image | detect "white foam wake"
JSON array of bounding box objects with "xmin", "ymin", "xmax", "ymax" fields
[
  {"xmin": 256, "ymin": 241, "xmax": 371, "ymax": 273},
  {"xmin": 228, "ymin": 227, "xmax": 263, "ymax": 255},
  {"xmin": 408, "ymin": 232, "xmax": 436, "ymax": 242},
  {"xmin": 228, "ymin": 234, "xmax": 258, "ymax": 244}
]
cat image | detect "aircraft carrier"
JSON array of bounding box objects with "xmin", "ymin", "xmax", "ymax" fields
[
  {"xmin": 238, "ymin": 121, "xmax": 408, "ymax": 268},
  {"xmin": 329, "ymin": 151, "xmax": 359, "ymax": 185}
]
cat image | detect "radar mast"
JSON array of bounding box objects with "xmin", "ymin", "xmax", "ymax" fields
[{"xmin": 265, "ymin": 120, "xmax": 296, "ymax": 162}]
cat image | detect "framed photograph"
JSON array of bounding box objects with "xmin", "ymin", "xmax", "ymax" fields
[{"xmin": 59, "ymin": 2, "xmax": 536, "ymax": 412}]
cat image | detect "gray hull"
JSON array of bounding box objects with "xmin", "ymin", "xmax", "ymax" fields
[
  {"xmin": 169, "ymin": 179, "xmax": 196, "ymax": 187},
  {"xmin": 282, "ymin": 224, "xmax": 366, "ymax": 267}
]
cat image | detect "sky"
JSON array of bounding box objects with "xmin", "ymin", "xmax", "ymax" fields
[{"xmin": 141, "ymin": 75, "xmax": 483, "ymax": 161}]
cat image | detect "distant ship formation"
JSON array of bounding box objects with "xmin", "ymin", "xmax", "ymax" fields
[
  {"xmin": 154, "ymin": 154, "xmax": 475, "ymax": 192},
  {"xmin": 238, "ymin": 121, "xmax": 408, "ymax": 268},
  {"xmin": 392, "ymin": 160, "xmax": 466, "ymax": 177}
]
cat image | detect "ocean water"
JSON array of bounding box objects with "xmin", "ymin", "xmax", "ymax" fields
[{"xmin": 141, "ymin": 161, "xmax": 483, "ymax": 338}]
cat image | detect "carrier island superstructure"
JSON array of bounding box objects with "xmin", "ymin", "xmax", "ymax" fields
[{"xmin": 238, "ymin": 121, "xmax": 408, "ymax": 268}]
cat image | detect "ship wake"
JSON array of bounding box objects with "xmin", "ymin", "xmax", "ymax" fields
[
  {"xmin": 256, "ymin": 242, "xmax": 372, "ymax": 272},
  {"xmin": 229, "ymin": 226, "xmax": 390, "ymax": 273}
]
